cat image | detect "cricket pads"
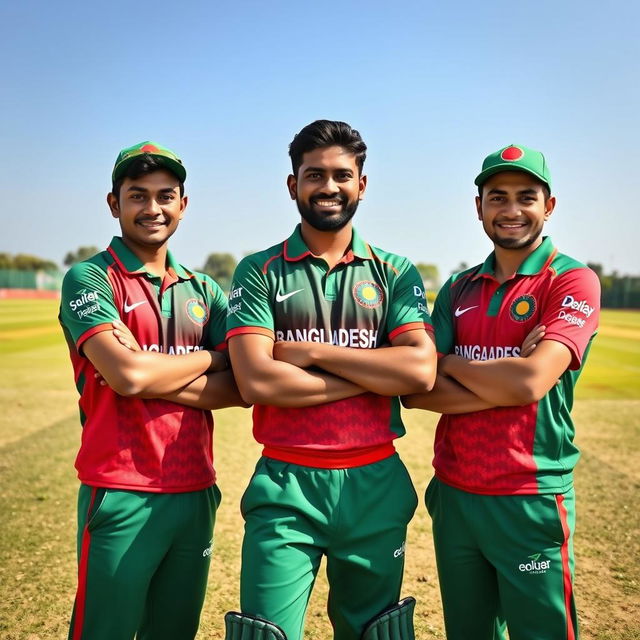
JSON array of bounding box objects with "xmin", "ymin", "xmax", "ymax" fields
[
  {"xmin": 361, "ymin": 596, "xmax": 416, "ymax": 640},
  {"xmin": 224, "ymin": 611, "xmax": 287, "ymax": 640}
]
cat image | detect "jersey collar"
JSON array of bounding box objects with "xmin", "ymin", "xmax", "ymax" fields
[
  {"xmin": 283, "ymin": 224, "xmax": 371, "ymax": 263},
  {"xmin": 107, "ymin": 236, "xmax": 191, "ymax": 280},
  {"xmin": 474, "ymin": 236, "xmax": 557, "ymax": 280}
]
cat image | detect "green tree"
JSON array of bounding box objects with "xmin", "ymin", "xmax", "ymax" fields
[
  {"xmin": 415, "ymin": 263, "xmax": 440, "ymax": 293},
  {"xmin": 201, "ymin": 253, "xmax": 237, "ymax": 291},
  {"xmin": 64, "ymin": 246, "xmax": 100, "ymax": 266},
  {"xmin": 12, "ymin": 253, "xmax": 59, "ymax": 271}
]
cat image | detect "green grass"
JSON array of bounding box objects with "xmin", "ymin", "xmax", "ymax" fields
[{"xmin": 0, "ymin": 300, "xmax": 638, "ymax": 639}]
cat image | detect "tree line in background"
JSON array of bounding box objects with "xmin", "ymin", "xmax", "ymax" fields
[{"xmin": 2, "ymin": 249, "xmax": 639, "ymax": 309}]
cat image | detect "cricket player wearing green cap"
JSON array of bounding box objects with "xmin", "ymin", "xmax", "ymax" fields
[
  {"xmin": 223, "ymin": 120, "xmax": 437, "ymax": 640},
  {"xmin": 59, "ymin": 141, "xmax": 246, "ymax": 640},
  {"xmin": 403, "ymin": 144, "xmax": 600, "ymax": 640}
]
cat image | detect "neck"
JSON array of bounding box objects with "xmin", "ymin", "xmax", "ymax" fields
[
  {"xmin": 300, "ymin": 221, "xmax": 353, "ymax": 269},
  {"xmin": 121, "ymin": 237, "xmax": 169, "ymax": 278},
  {"xmin": 492, "ymin": 238, "xmax": 542, "ymax": 283}
]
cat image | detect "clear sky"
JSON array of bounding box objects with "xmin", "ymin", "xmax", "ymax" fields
[{"xmin": 3, "ymin": 0, "xmax": 639, "ymax": 278}]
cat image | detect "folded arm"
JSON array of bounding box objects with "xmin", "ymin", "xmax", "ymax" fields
[
  {"xmin": 228, "ymin": 333, "xmax": 366, "ymax": 407},
  {"xmin": 440, "ymin": 339, "xmax": 571, "ymax": 406},
  {"xmin": 83, "ymin": 330, "xmax": 226, "ymax": 398},
  {"xmin": 273, "ymin": 329, "xmax": 436, "ymax": 396}
]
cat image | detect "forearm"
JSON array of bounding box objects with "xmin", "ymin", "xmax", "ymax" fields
[
  {"xmin": 161, "ymin": 370, "xmax": 250, "ymax": 409},
  {"xmin": 237, "ymin": 359, "xmax": 366, "ymax": 407},
  {"xmin": 402, "ymin": 373, "xmax": 495, "ymax": 414},
  {"xmin": 303, "ymin": 342, "xmax": 435, "ymax": 396},
  {"xmin": 440, "ymin": 355, "xmax": 541, "ymax": 406}
]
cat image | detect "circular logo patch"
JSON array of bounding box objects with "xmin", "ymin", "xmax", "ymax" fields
[
  {"xmin": 353, "ymin": 281, "xmax": 384, "ymax": 309},
  {"xmin": 501, "ymin": 146, "xmax": 524, "ymax": 162},
  {"xmin": 186, "ymin": 298, "xmax": 209, "ymax": 325},
  {"xmin": 510, "ymin": 295, "xmax": 536, "ymax": 322}
]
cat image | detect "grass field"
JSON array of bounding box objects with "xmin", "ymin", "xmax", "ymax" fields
[{"xmin": 0, "ymin": 300, "xmax": 638, "ymax": 639}]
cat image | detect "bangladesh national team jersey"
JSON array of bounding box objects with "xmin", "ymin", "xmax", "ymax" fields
[
  {"xmin": 432, "ymin": 237, "xmax": 600, "ymax": 495},
  {"xmin": 59, "ymin": 237, "xmax": 227, "ymax": 492},
  {"xmin": 226, "ymin": 224, "xmax": 432, "ymax": 468}
]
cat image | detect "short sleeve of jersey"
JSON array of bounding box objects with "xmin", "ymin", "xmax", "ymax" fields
[
  {"xmin": 60, "ymin": 261, "xmax": 120, "ymax": 348},
  {"xmin": 540, "ymin": 267, "xmax": 600, "ymax": 369},
  {"xmin": 199, "ymin": 273, "xmax": 228, "ymax": 350},
  {"xmin": 226, "ymin": 255, "xmax": 274, "ymax": 338},
  {"xmin": 387, "ymin": 260, "xmax": 433, "ymax": 340},
  {"xmin": 431, "ymin": 276, "xmax": 455, "ymax": 356}
]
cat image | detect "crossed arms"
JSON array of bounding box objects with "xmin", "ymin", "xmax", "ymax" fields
[
  {"xmin": 83, "ymin": 321, "xmax": 247, "ymax": 409},
  {"xmin": 402, "ymin": 325, "xmax": 572, "ymax": 413},
  {"xmin": 228, "ymin": 328, "xmax": 437, "ymax": 408}
]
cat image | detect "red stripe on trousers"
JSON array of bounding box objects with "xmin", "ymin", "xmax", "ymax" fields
[
  {"xmin": 72, "ymin": 487, "xmax": 98, "ymax": 640},
  {"xmin": 556, "ymin": 494, "xmax": 576, "ymax": 640}
]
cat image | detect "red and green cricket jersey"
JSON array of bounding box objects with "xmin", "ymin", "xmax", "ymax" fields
[
  {"xmin": 226, "ymin": 224, "xmax": 432, "ymax": 468},
  {"xmin": 432, "ymin": 237, "xmax": 600, "ymax": 495},
  {"xmin": 59, "ymin": 237, "xmax": 227, "ymax": 493}
]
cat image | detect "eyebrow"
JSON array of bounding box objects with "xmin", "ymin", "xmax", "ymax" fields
[
  {"xmin": 486, "ymin": 188, "xmax": 538, "ymax": 196},
  {"xmin": 126, "ymin": 186, "xmax": 178, "ymax": 193},
  {"xmin": 303, "ymin": 166, "xmax": 353, "ymax": 174}
]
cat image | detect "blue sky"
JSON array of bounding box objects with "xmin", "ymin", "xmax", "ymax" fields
[{"xmin": 3, "ymin": 0, "xmax": 639, "ymax": 278}]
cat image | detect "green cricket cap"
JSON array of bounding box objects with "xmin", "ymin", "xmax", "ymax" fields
[
  {"xmin": 475, "ymin": 144, "xmax": 551, "ymax": 191},
  {"xmin": 112, "ymin": 141, "xmax": 186, "ymax": 185}
]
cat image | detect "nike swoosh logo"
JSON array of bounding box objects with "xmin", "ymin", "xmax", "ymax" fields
[
  {"xmin": 124, "ymin": 300, "xmax": 148, "ymax": 313},
  {"xmin": 454, "ymin": 305, "xmax": 479, "ymax": 317},
  {"xmin": 275, "ymin": 288, "xmax": 304, "ymax": 303}
]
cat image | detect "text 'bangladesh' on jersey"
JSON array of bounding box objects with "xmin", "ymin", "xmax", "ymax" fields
[
  {"xmin": 59, "ymin": 237, "xmax": 227, "ymax": 492},
  {"xmin": 432, "ymin": 237, "xmax": 600, "ymax": 495},
  {"xmin": 226, "ymin": 225, "xmax": 432, "ymax": 467}
]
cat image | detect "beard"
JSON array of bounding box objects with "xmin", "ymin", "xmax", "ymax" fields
[
  {"xmin": 490, "ymin": 225, "xmax": 543, "ymax": 250},
  {"xmin": 296, "ymin": 194, "xmax": 360, "ymax": 231}
]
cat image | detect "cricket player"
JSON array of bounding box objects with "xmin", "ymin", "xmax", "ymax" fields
[
  {"xmin": 59, "ymin": 141, "xmax": 245, "ymax": 640},
  {"xmin": 223, "ymin": 120, "xmax": 437, "ymax": 640},
  {"xmin": 403, "ymin": 144, "xmax": 600, "ymax": 640}
]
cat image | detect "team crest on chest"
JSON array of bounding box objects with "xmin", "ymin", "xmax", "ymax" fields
[
  {"xmin": 186, "ymin": 298, "xmax": 209, "ymax": 325},
  {"xmin": 510, "ymin": 295, "xmax": 536, "ymax": 322},
  {"xmin": 353, "ymin": 281, "xmax": 384, "ymax": 309}
]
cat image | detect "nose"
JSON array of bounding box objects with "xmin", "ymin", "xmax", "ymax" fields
[
  {"xmin": 322, "ymin": 176, "xmax": 339, "ymax": 194},
  {"xmin": 146, "ymin": 198, "xmax": 163, "ymax": 215}
]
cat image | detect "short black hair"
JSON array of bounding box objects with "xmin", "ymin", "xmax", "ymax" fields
[
  {"xmin": 111, "ymin": 155, "xmax": 185, "ymax": 200},
  {"xmin": 289, "ymin": 120, "xmax": 367, "ymax": 176}
]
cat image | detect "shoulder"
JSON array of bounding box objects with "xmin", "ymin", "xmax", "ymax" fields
[
  {"xmin": 61, "ymin": 251, "xmax": 112, "ymax": 288},
  {"xmin": 237, "ymin": 241, "xmax": 287, "ymax": 276},
  {"xmin": 549, "ymin": 252, "xmax": 601, "ymax": 289},
  {"xmin": 366, "ymin": 243, "xmax": 415, "ymax": 276}
]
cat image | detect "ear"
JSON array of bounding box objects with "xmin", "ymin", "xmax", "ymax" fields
[
  {"xmin": 475, "ymin": 195, "xmax": 482, "ymax": 221},
  {"xmin": 179, "ymin": 195, "xmax": 188, "ymax": 221},
  {"xmin": 107, "ymin": 192, "xmax": 120, "ymax": 219},
  {"xmin": 286, "ymin": 174, "xmax": 297, "ymax": 200},
  {"xmin": 358, "ymin": 174, "xmax": 368, "ymax": 200},
  {"xmin": 543, "ymin": 195, "xmax": 556, "ymax": 221}
]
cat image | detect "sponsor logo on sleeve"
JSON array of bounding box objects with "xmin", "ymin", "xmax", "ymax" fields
[
  {"xmin": 69, "ymin": 289, "xmax": 101, "ymax": 319},
  {"xmin": 353, "ymin": 281, "xmax": 384, "ymax": 309},
  {"xmin": 557, "ymin": 295, "xmax": 595, "ymax": 328},
  {"xmin": 227, "ymin": 285, "xmax": 243, "ymax": 316}
]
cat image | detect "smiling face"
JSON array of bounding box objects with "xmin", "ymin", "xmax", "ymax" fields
[
  {"xmin": 287, "ymin": 145, "xmax": 367, "ymax": 232},
  {"xmin": 107, "ymin": 169, "xmax": 187, "ymax": 252},
  {"xmin": 476, "ymin": 171, "xmax": 555, "ymax": 251}
]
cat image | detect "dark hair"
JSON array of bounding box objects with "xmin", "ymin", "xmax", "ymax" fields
[
  {"xmin": 111, "ymin": 155, "xmax": 185, "ymax": 200},
  {"xmin": 289, "ymin": 120, "xmax": 367, "ymax": 176}
]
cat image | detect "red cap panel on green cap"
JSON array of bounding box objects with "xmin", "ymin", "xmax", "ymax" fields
[
  {"xmin": 112, "ymin": 140, "xmax": 186, "ymax": 185},
  {"xmin": 475, "ymin": 144, "xmax": 551, "ymax": 191}
]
